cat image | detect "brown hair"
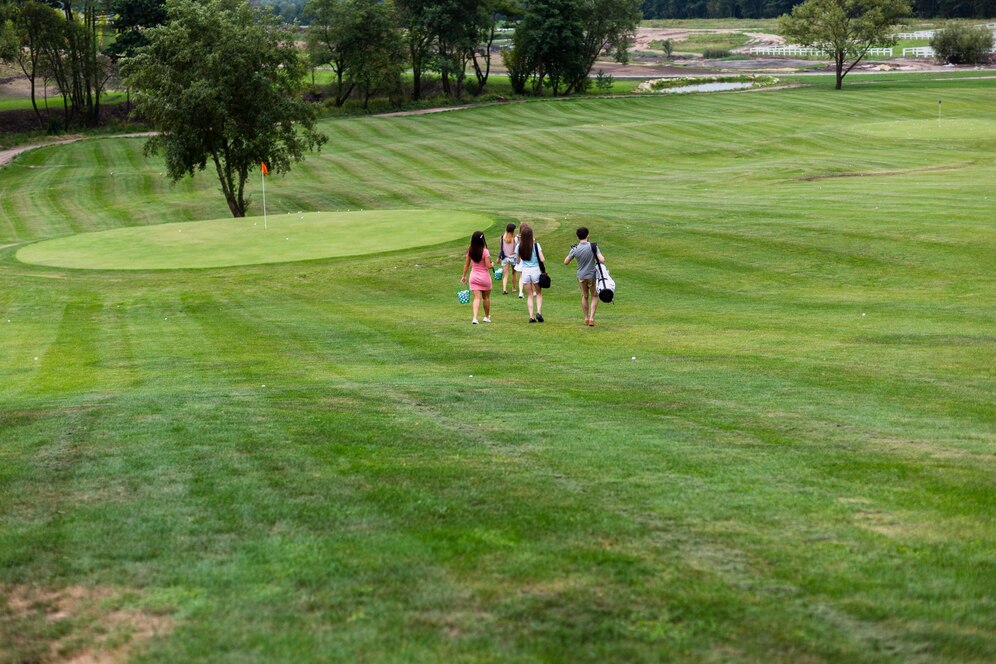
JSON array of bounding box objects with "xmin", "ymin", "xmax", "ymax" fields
[
  {"xmin": 468, "ymin": 231, "xmax": 486, "ymax": 263},
  {"xmin": 518, "ymin": 224, "xmax": 534, "ymax": 261}
]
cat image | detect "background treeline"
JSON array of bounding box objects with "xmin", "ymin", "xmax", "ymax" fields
[
  {"xmin": 640, "ymin": 0, "xmax": 996, "ymax": 19},
  {"xmin": 303, "ymin": 0, "xmax": 640, "ymax": 105},
  {"xmin": 0, "ymin": 0, "xmax": 127, "ymax": 130},
  {"xmin": 254, "ymin": 0, "xmax": 307, "ymax": 23}
]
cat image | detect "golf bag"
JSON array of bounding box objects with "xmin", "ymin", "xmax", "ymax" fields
[{"xmin": 592, "ymin": 243, "xmax": 615, "ymax": 303}]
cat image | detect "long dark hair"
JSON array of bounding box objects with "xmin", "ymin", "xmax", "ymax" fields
[
  {"xmin": 519, "ymin": 224, "xmax": 534, "ymax": 261},
  {"xmin": 468, "ymin": 231, "xmax": 486, "ymax": 263}
]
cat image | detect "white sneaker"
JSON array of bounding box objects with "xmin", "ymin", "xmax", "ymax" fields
[
  {"xmin": 518, "ymin": 293, "xmax": 524, "ymax": 299},
  {"xmin": 482, "ymin": 317, "xmax": 491, "ymax": 323},
  {"xmin": 472, "ymin": 319, "xmax": 479, "ymax": 325}
]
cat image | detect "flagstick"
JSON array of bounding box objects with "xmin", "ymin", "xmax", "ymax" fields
[{"xmin": 262, "ymin": 168, "xmax": 267, "ymax": 230}]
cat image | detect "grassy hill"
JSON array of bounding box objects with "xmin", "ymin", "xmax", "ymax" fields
[{"xmin": 0, "ymin": 75, "xmax": 993, "ymax": 662}]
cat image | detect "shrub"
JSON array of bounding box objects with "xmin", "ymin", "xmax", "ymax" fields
[
  {"xmin": 702, "ymin": 48, "xmax": 731, "ymax": 59},
  {"xmin": 930, "ymin": 24, "xmax": 994, "ymax": 65},
  {"xmin": 594, "ymin": 69, "xmax": 615, "ymax": 92},
  {"xmin": 501, "ymin": 46, "xmax": 531, "ymax": 95}
]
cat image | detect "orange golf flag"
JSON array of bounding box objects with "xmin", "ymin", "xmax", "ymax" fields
[{"xmin": 261, "ymin": 162, "xmax": 269, "ymax": 176}]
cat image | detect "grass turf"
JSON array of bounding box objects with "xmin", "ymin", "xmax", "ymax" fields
[
  {"xmin": 0, "ymin": 73, "xmax": 994, "ymax": 662},
  {"xmin": 15, "ymin": 210, "xmax": 494, "ymax": 270}
]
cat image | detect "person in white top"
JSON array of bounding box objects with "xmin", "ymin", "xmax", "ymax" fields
[{"xmin": 498, "ymin": 223, "xmax": 518, "ymax": 295}]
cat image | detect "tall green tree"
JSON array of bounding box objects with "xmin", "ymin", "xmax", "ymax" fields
[
  {"xmin": 779, "ymin": 0, "xmax": 910, "ymax": 89},
  {"xmin": 54, "ymin": 0, "xmax": 114, "ymax": 128},
  {"xmin": 396, "ymin": 0, "xmax": 497, "ymax": 100},
  {"xmin": 516, "ymin": 0, "xmax": 586, "ymax": 96},
  {"xmin": 125, "ymin": 0, "xmax": 327, "ymax": 218},
  {"xmin": 304, "ymin": 0, "xmax": 403, "ymax": 107},
  {"xmin": 1, "ymin": 1, "xmax": 62, "ymax": 128},
  {"xmin": 566, "ymin": 0, "xmax": 640, "ymax": 93},
  {"xmin": 394, "ymin": 0, "xmax": 433, "ymax": 100},
  {"xmin": 105, "ymin": 0, "xmax": 167, "ymax": 61},
  {"xmin": 504, "ymin": 0, "xmax": 638, "ymax": 96},
  {"xmin": 3, "ymin": 0, "xmax": 115, "ymax": 130}
]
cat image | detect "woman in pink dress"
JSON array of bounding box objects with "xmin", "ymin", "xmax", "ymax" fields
[{"xmin": 460, "ymin": 230, "xmax": 493, "ymax": 325}]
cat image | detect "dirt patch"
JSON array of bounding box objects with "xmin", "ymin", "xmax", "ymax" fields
[
  {"xmin": 1, "ymin": 584, "xmax": 173, "ymax": 663},
  {"xmin": 632, "ymin": 27, "xmax": 785, "ymax": 54},
  {"xmin": 378, "ymin": 104, "xmax": 474, "ymax": 117},
  {"xmin": 795, "ymin": 164, "xmax": 963, "ymax": 182}
]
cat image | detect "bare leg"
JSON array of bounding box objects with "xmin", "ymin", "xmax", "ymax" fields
[
  {"xmin": 589, "ymin": 297, "xmax": 598, "ymax": 323},
  {"xmin": 472, "ymin": 290, "xmax": 481, "ymax": 322},
  {"xmin": 536, "ymin": 287, "xmax": 543, "ymax": 316},
  {"xmin": 581, "ymin": 293, "xmax": 589, "ymax": 322},
  {"xmin": 525, "ymin": 284, "xmax": 535, "ymax": 318},
  {"xmin": 483, "ymin": 291, "xmax": 491, "ymax": 317},
  {"xmin": 502, "ymin": 268, "xmax": 509, "ymax": 293}
]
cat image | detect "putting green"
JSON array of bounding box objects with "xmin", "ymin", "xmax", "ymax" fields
[{"xmin": 16, "ymin": 209, "xmax": 493, "ymax": 270}]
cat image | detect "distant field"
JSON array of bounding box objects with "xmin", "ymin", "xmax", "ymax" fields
[
  {"xmin": 1, "ymin": 73, "xmax": 994, "ymax": 662},
  {"xmin": 642, "ymin": 18, "xmax": 779, "ymax": 31},
  {"xmin": 650, "ymin": 32, "xmax": 754, "ymax": 55}
]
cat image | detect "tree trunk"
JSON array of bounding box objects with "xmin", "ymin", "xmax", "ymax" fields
[
  {"xmin": 472, "ymin": 20, "xmax": 495, "ymax": 94},
  {"xmin": 213, "ymin": 151, "xmax": 245, "ymax": 218},
  {"xmin": 335, "ymin": 81, "xmax": 355, "ymax": 107},
  {"xmin": 409, "ymin": 39, "xmax": 424, "ymax": 101},
  {"xmin": 835, "ymin": 53, "xmax": 844, "ymax": 90},
  {"xmin": 28, "ymin": 71, "xmax": 43, "ymax": 128},
  {"xmin": 236, "ymin": 167, "xmax": 246, "ymax": 217},
  {"xmin": 16, "ymin": 51, "xmax": 45, "ymax": 128},
  {"xmin": 412, "ymin": 67, "xmax": 422, "ymax": 101}
]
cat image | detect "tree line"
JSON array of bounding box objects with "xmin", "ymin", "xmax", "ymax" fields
[
  {"xmin": 640, "ymin": 0, "xmax": 995, "ymax": 19},
  {"xmin": 304, "ymin": 0, "xmax": 640, "ymax": 104},
  {"xmin": 0, "ymin": 0, "xmax": 131, "ymax": 129}
]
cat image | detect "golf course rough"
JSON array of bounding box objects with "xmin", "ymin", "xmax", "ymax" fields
[{"xmin": 15, "ymin": 209, "xmax": 494, "ymax": 270}]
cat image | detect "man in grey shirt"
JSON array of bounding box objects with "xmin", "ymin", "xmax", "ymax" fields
[{"xmin": 564, "ymin": 227, "xmax": 606, "ymax": 327}]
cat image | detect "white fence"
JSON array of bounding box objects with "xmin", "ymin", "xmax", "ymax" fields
[
  {"xmin": 894, "ymin": 30, "xmax": 937, "ymax": 39},
  {"xmin": 903, "ymin": 46, "xmax": 936, "ymax": 57},
  {"xmin": 895, "ymin": 25, "xmax": 996, "ymax": 38},
  {"xmin": 748, "ymin": 46, "xmax": 895, "ymax": 57},
  {"xmin": 748, "ymin": 46, "xmax": 826, "ymax": 56}
]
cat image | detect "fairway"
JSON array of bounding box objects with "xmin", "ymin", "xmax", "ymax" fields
[
  {"xmin": 847, "ymin": 117, "xmax": 996, "ymax": 140},
  {"xmin": 15, "ymin": 209, "xmax": 493, "ymax": 270},
  {"xmin": 1, "ymin": 75, "xmax": 994, "ymax": 662}
]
